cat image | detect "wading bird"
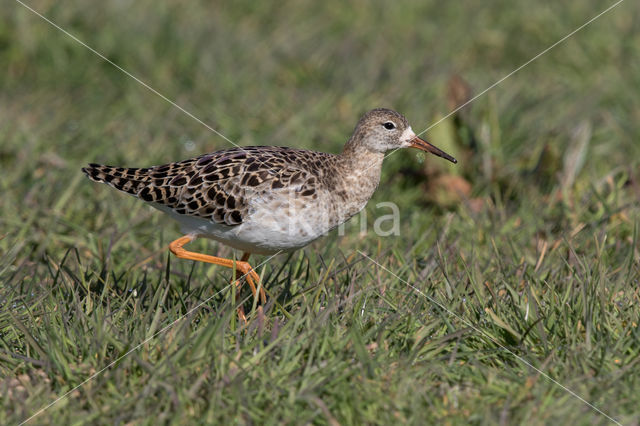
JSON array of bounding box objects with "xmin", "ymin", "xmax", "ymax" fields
[{"xmin": 83, "ymin": 108, "xmax": 456, "ymax": 309}]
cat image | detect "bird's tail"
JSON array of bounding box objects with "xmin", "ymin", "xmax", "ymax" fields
[{"xmin": 81, "ymin": 163, "xmax": 151, "ymax": 196}]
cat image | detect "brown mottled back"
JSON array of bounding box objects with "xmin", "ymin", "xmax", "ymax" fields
[{"xmin": 82, "ymin": 146, "xmax": 340, "ymax": 227}]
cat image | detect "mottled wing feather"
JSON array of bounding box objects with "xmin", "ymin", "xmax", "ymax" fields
[{"xmin": 82, "ymin": 146, "xmax": 336, "ymax": 227}]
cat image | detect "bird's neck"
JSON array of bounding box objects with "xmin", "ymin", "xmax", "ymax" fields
[
  {"xmin": 339, "ymin": 142, "xmax": 385, "ymax": 182},
  {"xmin": 328, "ymin": 141, "xmax": 385, "ymax": 223}
]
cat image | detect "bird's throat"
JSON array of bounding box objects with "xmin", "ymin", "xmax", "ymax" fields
[{"xmin": 331, "ymin": 148, "xmax": 385, "ymax": 223}]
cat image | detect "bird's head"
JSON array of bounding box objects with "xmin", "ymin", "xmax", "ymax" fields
[{"xmin": 347, "ymin": 108, "xmax": 457, "ymax": 164}]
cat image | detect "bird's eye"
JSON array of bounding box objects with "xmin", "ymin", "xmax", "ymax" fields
[{"xmin": 383, "ymin": 121, "xmax": 396, "ymax": 130}]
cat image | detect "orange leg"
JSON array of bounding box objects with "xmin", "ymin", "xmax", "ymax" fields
[
  {"xmin": 238, "ymin": 252, "xmax": 267, "ymax": 303},
  {"xmin": 169, "ymin": 236, "xmax": 266, "ymax": 304}
]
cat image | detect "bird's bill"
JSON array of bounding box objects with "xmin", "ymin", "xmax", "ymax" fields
[{"xmin": 409, "ymin": 136, "xmax": 457, "ymax": 164}]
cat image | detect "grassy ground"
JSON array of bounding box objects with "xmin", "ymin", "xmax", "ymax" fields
[{"xmin": 2, "ymin": 0, "xmax": 640, "ymax": 424}]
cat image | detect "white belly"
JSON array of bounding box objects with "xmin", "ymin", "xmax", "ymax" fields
[{"xmin": 151, "ymin": 193, "xmax": 344, "ymax": 255}]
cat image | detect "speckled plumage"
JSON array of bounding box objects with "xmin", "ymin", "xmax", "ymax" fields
[
  {"xmin": 83, "ymin": 108, "xmax": 456, "ymax": 254},
  {"xmin": 83, "ymin": 146, "xmax": 333, "ymax": 225}
]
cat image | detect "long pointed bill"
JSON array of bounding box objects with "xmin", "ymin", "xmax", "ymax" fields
[{"xmin": 410, "ymin": 136, "xmax": 457, "ymax": 164}]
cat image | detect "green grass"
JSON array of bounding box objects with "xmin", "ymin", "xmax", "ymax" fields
[{"xmin": 2, "ymin": 0, "xmax": 639, "ymax": 424}]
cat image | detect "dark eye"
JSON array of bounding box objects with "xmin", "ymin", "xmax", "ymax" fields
[{"xmin": 383, "ymin": 121, "xmax": 396, "ymax": 130}]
